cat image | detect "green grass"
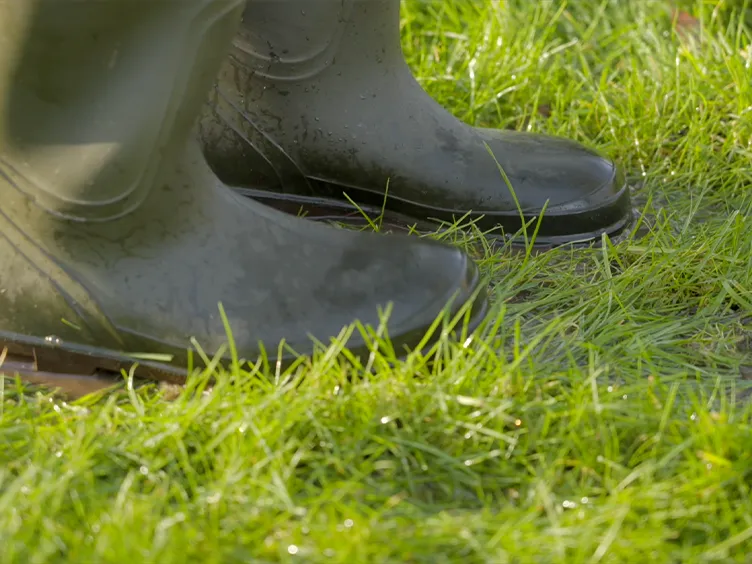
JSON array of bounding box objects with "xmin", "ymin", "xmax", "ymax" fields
[{"xmin": 2, "ymin": 0, "xmax": 752, "ymax": 562}]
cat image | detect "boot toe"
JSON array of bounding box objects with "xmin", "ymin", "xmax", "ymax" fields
[
  {"xmin": 279, "ymin": 224, "xmax": 487, "ymax": 357},
  {"xmin": 474, "ymin": 129, "xmax": 632, "ymax": 241},
  {"xmin": 368, "ymin": 238, "xmax": 486, "ymax": 351}
]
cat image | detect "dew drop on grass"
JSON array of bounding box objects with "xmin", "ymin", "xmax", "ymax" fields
[
  {"xmin": 562, "ymin": 500, "xmax": 577, "ymax": 509},
  {"xmin": 581, "ymin": 497, "xmax": 589, "ymax": 504},
  {"xmin": 139, "ymin": 466, "xmax": 149, "ymax": 476},
  {"xmin": 344, "ymin": 519, "xmax": 354, "ymax": 529},
  {"xmin": 690, "ymin": 413, "xmax": 697, "ymax": 421},
  {"xmin": 380, "ymin": 416, "xmax": 392, "ymax": 424},
  {"xmin": 288, "ymin": 545, "xmax": 299, "ymax": 555}
]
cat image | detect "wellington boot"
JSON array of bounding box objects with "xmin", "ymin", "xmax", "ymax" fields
[
  {"xmin": 200, "ymin": 0, "xmax": 632, "ymax": 246},
  {"xmin": 0, "ymin": 0, "xmax": 486, "ymax": 386}
]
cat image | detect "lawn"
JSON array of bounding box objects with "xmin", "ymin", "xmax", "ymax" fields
[{"xmin": 2, "ymin": 0, "xmax": 752, "ymax": 562}]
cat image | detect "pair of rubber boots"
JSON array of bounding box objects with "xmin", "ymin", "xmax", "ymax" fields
[{"xmin": 0, "ymin": 0, "xmax": 631, "ymax": 383}]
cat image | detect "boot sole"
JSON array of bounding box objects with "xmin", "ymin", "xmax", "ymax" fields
[
  {"xmin": 0, "ymin": 331, "xmax": 188, "ymax": 397},
  {"xmin": 0, "ymin": 332, "xmax": 253, "ymax": 398},
  {"xmin": 234, "ymin": 181, "xmax": 634, "ymax": 249}
]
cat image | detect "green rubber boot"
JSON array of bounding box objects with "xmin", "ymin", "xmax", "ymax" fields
[
  {"xmin": 200, "ymin": 0, "xmax": 632, "ymax": 246},
  {"xmin": 0, "ymin": 0, "xmax": 486, "ymax": 386}
]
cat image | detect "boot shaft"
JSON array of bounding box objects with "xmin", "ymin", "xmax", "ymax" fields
[
  {"xmin": 234, "ymin": 0, "xmax": 402, "ymax": 81},
  {"xmin": 0, "ymin": 0, "xmax": 242, "ymax": 221}
]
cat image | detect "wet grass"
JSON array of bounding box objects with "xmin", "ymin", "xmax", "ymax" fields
[{"xmin": 2, "ymin": 0, "xmax": 752, "ymax": 562}]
